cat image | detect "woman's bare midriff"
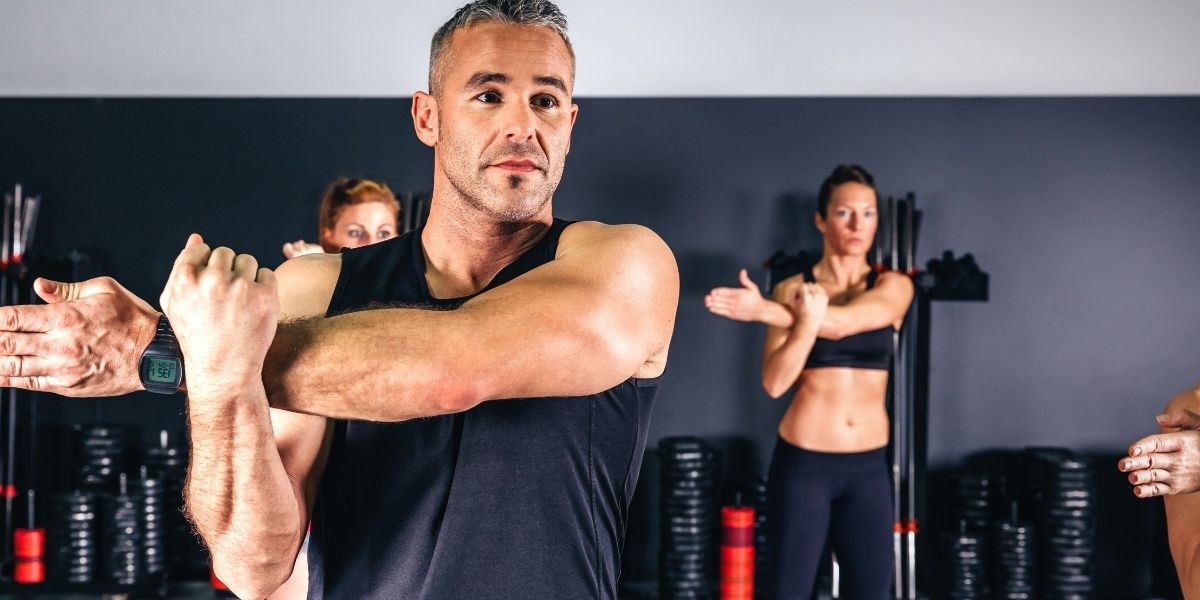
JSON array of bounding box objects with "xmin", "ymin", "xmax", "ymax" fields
[{"xmin": 778, "ymin": 367, "xmax": 889, "ymax": 452}]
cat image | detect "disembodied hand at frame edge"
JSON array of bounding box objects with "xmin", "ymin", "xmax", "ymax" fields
[
  {"xmin": 0, "ymin": 275, "xmax": 160, "ymax": 397},
  {"xmin": 1120, "ymin": 408, "xmax": 1200, "ymax": 498}
]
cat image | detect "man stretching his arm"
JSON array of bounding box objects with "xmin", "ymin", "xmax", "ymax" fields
[{"xmin": 0, "ymin": 2, "xmax": 679, "ymax": 598}]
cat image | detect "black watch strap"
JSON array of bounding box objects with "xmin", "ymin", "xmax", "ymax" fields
[
  {"xmin": 139, "ymin": 315, "xmax": 185, "ymax": 394},
  {"xmin": 154, "ymin": 316, "xmax": 178, "ymax": 347}
]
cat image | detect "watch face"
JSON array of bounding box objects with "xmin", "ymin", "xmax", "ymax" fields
[{"xmin": 145, "ymin": 357, "xmax": 180, "ymax": 385}]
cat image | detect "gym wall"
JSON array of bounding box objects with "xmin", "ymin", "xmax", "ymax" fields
[
  {"xmin": 4, "ymin": 3, "xmax": 1200, "ymax": 594},
  {"xmin": 3, "ymin": 98, "xmax": 1198, "ymax": 593}
]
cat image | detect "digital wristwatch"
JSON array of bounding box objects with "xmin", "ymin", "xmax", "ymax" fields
[{"xmin": 139, "ymin": 315, "xmax": 184, "ymax": 394}]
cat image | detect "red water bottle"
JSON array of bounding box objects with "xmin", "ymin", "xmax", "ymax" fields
[
  {"xmin": 720, "ymin": 504, "xmax": 754, "ymax": 600},
  {"xmin": 14, "ymin": 490, "xmax": 45, "ymax": 584}
]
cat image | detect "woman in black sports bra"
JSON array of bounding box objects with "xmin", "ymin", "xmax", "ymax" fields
[{"xmin": 705, "ymin": 165, "xmax": 913, "ymax": 599}]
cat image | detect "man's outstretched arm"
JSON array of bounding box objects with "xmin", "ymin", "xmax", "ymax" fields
[
  {"xmin": 264, "ymin": 221, "xmax": 678, "ymax": 421},
  {"xmin": 0, "ymin": 222, "xmax": 679, "ymax": 422}
]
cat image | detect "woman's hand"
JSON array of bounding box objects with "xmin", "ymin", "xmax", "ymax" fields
[
  {"xmin": 705, "ymin": 269, "xmax": 768, "ymax": 322},
  {"xmin": 282, "ymin": 239, "xmax": 324, "ymax": 259},
  {"xmin": 791, "ymin": 283, "xmax": 828, "ymax": 331}
]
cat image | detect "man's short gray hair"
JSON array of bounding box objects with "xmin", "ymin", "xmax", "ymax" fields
[{"xmin": 429, "ymin": 0, "xmax": 574, "ymax": 96}]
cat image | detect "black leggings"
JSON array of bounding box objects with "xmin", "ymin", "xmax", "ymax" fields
[{"xmin": 766, "ymin": 437, "xmax": 893, "ymax": 600}]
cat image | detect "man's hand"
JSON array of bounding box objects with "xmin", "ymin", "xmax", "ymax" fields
[
  {"xmin": 705, "ymin": 269, "xmax": 768, "ymax": 322},
  {"xmin": 161, "ymin": 234, "xmax": 279, "ymax": 397},
  {"xmin": 0, "ymin": 276, "xmax": 159, "ymax": 396},
  {"xmin": 1120, "ymin": 409, "xmax": 1200, "ymax": 497}
]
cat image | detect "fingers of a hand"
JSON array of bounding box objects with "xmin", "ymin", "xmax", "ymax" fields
[
  {"xmin": 0, "ymin": 375, "xmax": 51, "ymax": 393},
  {"xmin": 0, "ymin": 332, "xmax": 50, "ymax": 358},
  {"xmin": 1119, "ymin": 455, "xmax": 1150, "ymax": 472},
  {"xmin": 1148, "ymin": 451, "xmax": 1178, "ymax": 470},
  {"xmin": 207, "ymin": 247, "xmax": 236, "ymax": 273},
  {"xmin": 1130, "ymin": 433, "xmax": 1182, "ymax": 456},
  {"xmin": 0, "ymin": 305, "xmax": 54, "ymax": 333},
  {"xmin": 1159, "ymin": 409, "xmax": 1200, "ymax": 430},
  {"xmin": 0, "ymin": 355, "xmax": 52, "ymax": 377},
  {"xmin": 233, "ymin": 254, "xmax": 260, "ymax": 281},
  {"xmin": 255, "ymin": 267, "xmax": 276, "ymax": 289},
  {"xmin": 1133, "ymin": 482, "xmax": 1170, "ymax": 498},
  {"xmin": 1128, "ymin": 468, "xmax": 1171, "ymax": 485},
  {"xmin": 185, "ymin": 233, "xmax": 205, "ymax": 248},
  {"xmin": 35, "ymin": 276, "xmax": 121, "ymax": 304},
  {"xmin": 1156, "ymin": 410, "xmax": 1200, "ymax": 430},
  {"xmin": 738, "ymin": 269, "xmax": 756, "ymax": 290},
  {"xmin": 33, "ymin": 278, "xmax": 64, "ymax": 303},
  {"xmin": 175, "ymin": 238, "xmax": 212, "ymax": 272},
  {"xmin": 1123, "ymin": 451, "xmax": 1177, "ymax": 472}
]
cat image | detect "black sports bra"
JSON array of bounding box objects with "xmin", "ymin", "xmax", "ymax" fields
[{"xmin": 803, "ymin": 267, "xmax": 895, "ymax": 371}]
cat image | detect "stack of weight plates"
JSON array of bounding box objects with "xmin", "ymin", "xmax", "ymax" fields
[
  {"xmin": 143, "ymin": 431, "xmax": 208, "ymax": 579},
  {"xmin": 992, "ymin": 504, "xmax": 1036, "ymax": 599},
  {"xmin": 49, "ymin": 491, "xmax": 97, "ymax": 583},
  {"xmin": 76, "ymin": 424, "xmax": 136, "ymax": 491},
  {"xmin": 139, "ymin": 466, "xmax": 167, "ymax": 578},
  {"xmin": 939, "ymin": 520, "xmax": 989, "ymax": 599},
  {"xmin": 658, "ymin": 437, "xmax": 720, "ymax": 599},
  {"xmin": 954, "ymin": 472, "xmax": 1001, "ymax": 533},
  {"xmin": 747, "ymin": 477, "xmax": 768, "ymax": 597},
  {"xmin": 1024, "ymin": 448, "xmax": 1095, "ymax": 599},
  {"xmin": 101, "ymin": 474, "xmax": 142, "ymax": 585}
]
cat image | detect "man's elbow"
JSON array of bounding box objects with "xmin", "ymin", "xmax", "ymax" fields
[
  {"xmin": 429, "ymin": 378, "xmax": 487, "ymax": 415},
  {"xmin": 213, "ymin": 554, "xmax": 295, "ymax": 600}
]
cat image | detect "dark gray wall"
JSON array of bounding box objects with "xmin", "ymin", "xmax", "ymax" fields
[{"xmin": 2, "ymin": 97, "xmax": 1198, "ymax": 592}]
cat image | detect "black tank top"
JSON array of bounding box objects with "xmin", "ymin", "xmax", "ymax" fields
[
  {"xmin": 802, "ymin": 267, "xmax": 895, "ymax": 371},
  {"xmin": 308, "ymin": 219, "xmax": 659, "ymax": 600}
]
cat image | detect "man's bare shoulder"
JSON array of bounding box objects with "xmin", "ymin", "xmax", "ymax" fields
[
  {"xmin": 275, "ymin": 253, "xmax": 342, "ymax": 319},
  {"xmin": 555, "ymin": 221, "xmax": 677, "ymax": 377},
  {"xmin": 558, "ymin": 221, "xmax": 673, "ymax": 261}
]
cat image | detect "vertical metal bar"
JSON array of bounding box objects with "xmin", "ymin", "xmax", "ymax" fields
[
  {"xmin": 892, "ymin": 326, "xmax": 904, "ymax": 598},
  {"xmin": 904, "ymin": 311, "xmax": 918, "ymax": 600},
  {"xmin": 831, "ymin": 553, "xmax": 841, "ymax": 599},
  {"xmin": 888, "ymin": 196, "xmax": 898, "ymax": 271},
  {"xmin": 887, "ymin": 193, "xmax": 903, "ymax": 598}
]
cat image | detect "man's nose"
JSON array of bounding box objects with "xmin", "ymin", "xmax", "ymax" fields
[{"xmin": 502, "ymin": 101, "xmax": 537, "ymax": 143}]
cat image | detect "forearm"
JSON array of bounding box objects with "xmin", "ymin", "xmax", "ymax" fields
[
  {"xmin": 263, "ymin": 309, "xmax": 476, "ymax": 421},
  {"xmin": 757, "ymin": 300, "xmax": 796, "ymax": 329},
  {"xmin": 761, "ymin": 324, "xmax": 818, "ymax": 398},
  {"xmin": 1166, "ymin": 495, "xmax": 1200, "ymax": 597},
  {"xmin": 185, "ymin": 383, "xmax": 304, "ymax": 599}
]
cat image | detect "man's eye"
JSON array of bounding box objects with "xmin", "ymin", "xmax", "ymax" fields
[
  {"xmin": 533, "ymin": 95, "xmax": 557, "ymax": 109},
  {"xmin": 476, "ymin": 92, "xmax": 501, "ymax": 103}
]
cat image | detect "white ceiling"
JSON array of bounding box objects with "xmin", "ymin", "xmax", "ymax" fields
[{"xmin": 2, "ymin": 0, "xmax": 1197, "ymax": 97}]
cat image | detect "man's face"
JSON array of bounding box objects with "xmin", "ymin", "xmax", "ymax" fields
[{"xmin": 430, "ymin": 22, "xmax": 578, "ymax": 222}]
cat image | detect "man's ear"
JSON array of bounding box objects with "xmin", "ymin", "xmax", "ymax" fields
[{"xmin": 412, "ymin": 91, "xmax": 439, "ymax": 148}]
